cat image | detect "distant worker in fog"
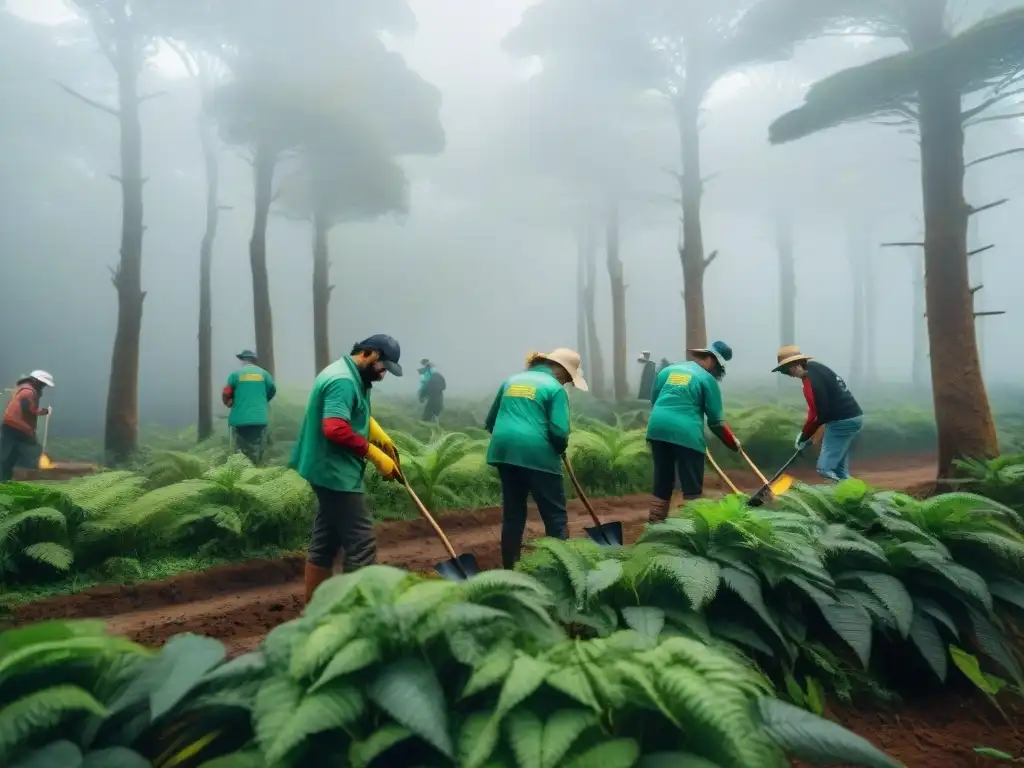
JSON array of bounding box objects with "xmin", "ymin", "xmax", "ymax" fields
[
  {"xmin": 637, "ymin": 350, "xmax": 656, "ymax": 400},
  {"xmin": 773, "ymin": 345, "xmax": 863, "ymax": 482},
  {"xmin": 418, "ymin": 359, "xmax": 446, "ymax": 421},
  {"xmin": 223, "ymin": 350, "xmax": 276, "ymax": 464},
  {"xmin": 1, "ymin": 371, "xmax": 54, "ymax": 481},
  {"xmin": 657, "ymin": 357, "xmax": 671, "ymax": 374}
]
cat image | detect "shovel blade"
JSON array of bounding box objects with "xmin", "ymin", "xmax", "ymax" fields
[
  {"xmin": 584, "ymin": 521, "xmax": 624, "ymax": 547},
  {"xmin": 434, "ymin": 554, "xmax": 481, "ymax": 582},
  {"xmin": 769, "ymin": 474, "xmax": 794, "ymax": 496}
]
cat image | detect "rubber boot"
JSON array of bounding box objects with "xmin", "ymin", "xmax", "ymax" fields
[
  {"xmin": 304, "ymin": 562, "xmax": 333, "ymax": 604},
  {"xmin": 648, "ymin": 497, "xmax": 671, "ymax": 524}
]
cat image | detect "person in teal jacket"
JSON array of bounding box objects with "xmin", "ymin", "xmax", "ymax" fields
[
  {"xmin": 646, "ymin": 340, "xmax": 740, "ymax": 523},
  {"xmin": 223, "ymin": 350, "xmax": 276, "ymax": 464},
  {"xmin": 485, "ymin": 348, "xmax": 588, "ymax": 569}
]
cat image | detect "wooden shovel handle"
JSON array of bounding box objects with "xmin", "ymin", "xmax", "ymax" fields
[
  {"xmin": 705, "ymin": 450, "xmax": 741, "ymax": 495},
  {"xmin": 401, "ymin": 478, "xmax": 460, "ymax": 562},
  {"xmin": 738, "ymin": 447, "xmax": 772, "ymax": 488},
  {"xmin": 561, "ymin": 455, "xmax": 603, "ymax": 528}
]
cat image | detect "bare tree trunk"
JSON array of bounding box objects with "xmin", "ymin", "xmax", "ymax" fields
[
  {"xmin": 197, "ymin": 115, "xmax": 220, "ymax": 442},
  {"xmin": 606, "ymin": 196, "xmax": 628, "ymax": 401},
  {"xmin": 676, "ymin": 90, "xmax": 713, "ymax": 350},
  {"xmin": 777, "ymin": 214, "xmax": 796, "ymax": 394},
  {"xmin": 912, "ymin": 2, "xmax": 998, "ymax": 475},
  {"xmin": 249, "ymin": 146, "xmax": 277, "ymax": 375},
  {"xmin": 312, "ymin": 209, "xmax": 332, "ymax": 373},
  {"xmin": 575, "ymin": 219, "xmax": 588, "ymax": 362},
  {"xmin": 847, "ymin": 223, "xmax": 866, "ymax": 394},
  {"xmin": 911, "ymin": 255, "xmax": 928, "ymax": 391},
  {"xmin": 103, "ymin": 15, "xmax": 145, "ymax": 465},
  {"xmin": 968, "ymin": 216, "xmax": 985, "ymax": 370},
  {"xmin": 582, "ymin": 218, "xmax": 607, "ymax": 398}
]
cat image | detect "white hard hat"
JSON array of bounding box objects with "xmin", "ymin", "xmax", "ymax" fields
[{"xmin": 29, "ymin": 370, "xmax": 54, "ymax": 388}]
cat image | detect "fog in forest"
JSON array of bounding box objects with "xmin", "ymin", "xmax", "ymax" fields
[{"xmin": 2, "ymin": 0, "xmax": 1023, "ymax": 438}]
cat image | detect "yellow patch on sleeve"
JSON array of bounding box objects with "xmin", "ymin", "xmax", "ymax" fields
[
  {"xmin": 667, "ymin": 373, "xmax": 692, "ymax": 386},
  {"xmin": 505, "ymin": 384, "xmax": 537, "ymax": 399},
  {"xmin": 238, "ymin": 373, "xmax": 265, "ymax": 382}
]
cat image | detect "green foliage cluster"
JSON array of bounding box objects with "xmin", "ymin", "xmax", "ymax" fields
[
  {"xmin": 518, "ymin": 480, "xmax": 1024, "ymax": 710},
  {"xmin": 0, "ymin": 566, "xmax": 901, "ymax": 767}
]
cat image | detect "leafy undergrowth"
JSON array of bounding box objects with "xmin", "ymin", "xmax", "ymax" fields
[
  {"xmin": 518, "ymin": 479, "xmax": 1024, "ymax": 713},
  {"xmin": 0, "ymin": 567, "xmax": 900, "ymax": 767}
]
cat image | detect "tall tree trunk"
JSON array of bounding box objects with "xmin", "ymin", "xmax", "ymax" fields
[
  {"xmin": 912, "ymin": 1, "xmax": 999, "ymax": 476},
  {"xmin": 968, "ymin": 216, "xmax": 985, "ymax": 369},
  {"xmin": 197, "ymin": 115, "xmax": 220, "ymax": 443},
  {"xmin": 250, "ymin": 146, "xmax": 277, "ymax": 375},
  {"xmin": 582, "ymin": 218, "xmax": 607, "ymax": 398},
  {"xmin": 606, "ymin": 196, "xmax": 628, "ymax": 401},
  {"xmin": 676, "ymin": 90, "xmax": 712, "ymax": 349},
  {"xmin": 846, "ymin": 223, "xmax": 866, "ymax": 394},
  {"xmin": 103, "ymin": 16, "xmax": 145, "ymax": 465},
  {"xmin": 312, "ymin": 209, "xmax": 333, "ymax": 373},
  {"xmin": 575, "ymin": 219, "xmax": 588, "ymax": 362},
  {"xmin": 777, "ymin": 214, "xmax": 796, "ymax": 394},
  {"xmin": 911, "ymin": 255, "xmax": 928, "ymax": 391}
]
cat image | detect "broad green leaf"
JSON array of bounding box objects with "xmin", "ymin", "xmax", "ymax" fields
[
  {"xmin": 709, "ymin": 619, "xmax": 774, "ymax": 657},
  {"xmin": 841, "ymin": 572, "xmax": 914, "ymax": 638},
  {"xmin": 562, "ymin": 738, "xmax": 639, "ymax": 768},
  {"xmin": 12, "ymin": 740, "xmax": 82, "ymax": 768},
  {"xmin": 149, "ymin": 634, "xmax": 227, "ymax": 719},
  {"xmin": 198, "ymin": 749, "xmax": 266, "ymax": 768},
  {"xmin": 650, "ymin": 554, "xmax": 720, "ymax": 610},
  {"xmin": 968, "ymin": 608, "xmax": 1024, "ymax": 687},
  {"xmin": 973, "ymin": 746, "xmax": 1015, "ymax": 759},
  {"xmin": 349, "ymin": 724, "xmax": 413, "ymax": 768},
  {"xmin": 621, "ymin": 606, "xmax": 665, "ymax": 638},
  {"xmin": 459, "ymin": 711, "xmax": 500, "ymax": 768},
  {"xmin": 756, "ymin": 698, "xmax": 900, "ymax": 768},
  {"xmin": 309, "ymin": 638, "xmax": 380, "ymax": 693},
  {"xmin": 989, "ymin": 580, "xmax": 1024, "ymax": 613},
  {"xmin": 805, "ymin": 677, "xmax": 826, "ymax": 717},
  {"xmin": 818, "ymin": 601, "xmax": 872, "ymax": 668},
  {"xmin": 369, "ymin": 658, "xmax": 453, "ymax": 758},
  {"xmin": 505, "ymin": 708, "xmax": 544, "ymax": 768},
  {"xmin": 198, "ymin": 651, "xmax": 267, "ymax": 686},
  {"xmin": 0, "ymin": 686, "xmax": 107, "ymax": 764},
  {"xmin": 80, "ymin": 747, "xmax": 150, "ymax": 768},
  {"xmin": 0, "ymin": 620, "xmax": 108, "ymax": 658},
  {"xmin": 289, "ymin": 615, "xmax": 358, "ymax": 680},
  {"xmin": 585, "ymin": 559, "xmax": 624, "ymax": 599},
  {"xmin": 909, "ymin": 611, "xmax": 947, "ymax": 682},
  {"xmin": 495, "ymin": 655, "xmax": 551, "ymax": 719},
  {"xmin": 545, "ymin": 665, "xmax": 601, "ymax": 712},
  {"xmin": 0, "ymin": 636, "xmax": 145, "ymax": 682},
  {"xmin": 719, "ymin": 567, "xmax": 786, "ymax": 646},
  {"xmin": 540, "ymin": 709, "xmax": 598, "ymax": 768},
  {"xmin": 265, "ymin": 682, "xmax": 365, "ymax": 763},
  {"xmin": 637, "ymin": 754, "xmax": 723, "ymax": 767},
  {"xmin": 462, "ymin": 644, "xmax": 516, "ymax": 699},
  {"xmin": 949, "ymin": 646, "xmax": 1004, "ymax": 696},
  {"xmin": 253, "ymin": 677, "xmax": 303, "ymax": 755}
]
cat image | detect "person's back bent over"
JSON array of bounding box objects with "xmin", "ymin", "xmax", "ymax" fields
[{"xmin": 485, "ymin": 348, "xmax": 588, "ymax": 569}]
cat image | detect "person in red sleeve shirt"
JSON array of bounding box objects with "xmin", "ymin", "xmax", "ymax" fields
[
  {"xmin": 773, "ymin": 346, "xmax": 864, "ymax": 482},
  {"xmin": 1, "ymin": 371, "xmax": 54, "ymax": 481},
  {"xmin": 289, "ymin": 335, "xmax": 404, "ymax": 603}
]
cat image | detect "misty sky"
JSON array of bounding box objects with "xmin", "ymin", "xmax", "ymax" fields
[{"xmin": 3, "ymin": 0, "xmax": 1023, "ymax": 435}]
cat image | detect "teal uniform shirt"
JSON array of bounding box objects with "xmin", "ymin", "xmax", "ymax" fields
[
  {"xmin": 485, "ymin": 367, "xmax": 570, "ymax": 475},
  {"xmin": 646, "ymin": 361, "xmax": 726, "ymax": 453}
]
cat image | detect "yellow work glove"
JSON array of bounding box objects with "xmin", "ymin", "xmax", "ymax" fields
[
  {"xmin": 366, "ymin": 444, "xmax": 401, "ymax": 482},
  {"xmin": 368, "ymin": 417, "xmax": 400, "ymax": 467}
]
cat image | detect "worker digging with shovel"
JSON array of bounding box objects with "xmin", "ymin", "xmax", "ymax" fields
[
  {"xmin": 485, "ymin": 348, "xmax": 588, "ymax": 569},
  {"xmin": 290, "ymin": 335, "xmax": 404, "ymax": 603},
  {"xmin": 1, "ymin": 371, "xmax": 54, "ymax": 482},
  {"xmin": 645, "ymin": 341, "xmax": 742, "ymax": 523}
]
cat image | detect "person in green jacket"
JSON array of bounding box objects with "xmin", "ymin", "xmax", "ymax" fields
[
  {"xmin": 222, "ymin": 350, "xmax": 276, "ymax": 464},
  {"xmin": 646, "ymin": 340, "xmax": 741, "ymax": 523},
  {"xmin": 485, "ymin": 348, "xmax": 588, "ymax": 569},
  {"xmin": 289, "ymin": 334, "xmax": 404, "ymax": 603}
]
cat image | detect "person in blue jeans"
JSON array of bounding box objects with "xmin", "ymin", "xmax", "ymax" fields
[{"xmin": 772, "ymin": 345, "xmax": 863, "ymax": 481}]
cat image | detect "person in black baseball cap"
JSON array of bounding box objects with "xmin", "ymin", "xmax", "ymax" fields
[{"xmin": 289, "ymin": 333, "xmax": 404, "ymax": 603}]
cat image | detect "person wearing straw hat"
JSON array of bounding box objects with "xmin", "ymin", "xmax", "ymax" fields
[
  {"xmin": 645, "ymin": 341, "xmax": 740, "ymax": 523},
  {"xmin": 291, "ymin": 334, "xmax": 404, "ymax": 603},
  {"xmin": 222, "ymin": 349, "xmax": 276, "ymax": 464},
  {"xmin": 1, "ymin": 371, "xmax": 54, "ymax": 481},
  {"xmin": 772, "ymin": 345, "xmax": 863, "ymax": 482},
  {"xmin": 485, "ymin": 348, "xmax": 588, "ymax": 569},
  {"xmin": 637, "ymin": 350, "xmax": 656, "ymax": 400}
]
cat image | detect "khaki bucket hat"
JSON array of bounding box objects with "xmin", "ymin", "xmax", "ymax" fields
[
  {"xmin": 535, "ymin": 348, "xmax": 589, "ymax": 392},
  {"xmin": 772, "ymin": 345, "xmax": 813, "ymax": 373}
]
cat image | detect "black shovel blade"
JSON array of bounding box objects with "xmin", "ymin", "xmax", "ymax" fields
[
  {"xmin": 746, "ymin": 490, "xmax": 769, "ymax": 508},
  {"xmin": 584, "ymin": 521, "xmax": 624, "ymax": 546},
  {"xmin": 434, "ymin": 553, "xmax": 481, "ymax": 582}
]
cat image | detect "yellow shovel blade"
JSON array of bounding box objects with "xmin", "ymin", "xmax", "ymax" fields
[
  {"xmin": 38, "ymin": 454, "xmax": 55, "ymax": 470},
  {"xmin": 768, "ymin": 474, "xmax": 794, "ymax": 496}
]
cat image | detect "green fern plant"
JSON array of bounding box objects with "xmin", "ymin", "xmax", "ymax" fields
[{"xmin": 389, "ymin": 430, "xmax": 495, "ymax": 510}]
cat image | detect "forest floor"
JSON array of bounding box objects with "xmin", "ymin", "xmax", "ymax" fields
[{"xmin": 15, "ymin": 455, "xmax": 1020, "ymax": 765}]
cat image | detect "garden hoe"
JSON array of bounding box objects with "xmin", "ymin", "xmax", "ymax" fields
[
  {"xmin": 562, "ymin": 455, "xmax": 623, "ymax": 546},
  {"xmin": 705, "ymin": 450, "xmax": 742, "ymax": 495},
  {"xmin": 400, "ymin": 476, "xmax": 480, "ymax": 581},
  {"xmin": 738, "ymin": 446, "xmax": 794, "ymax": 504},
  {"xmin": 747, "ymin": 445, "xmax": 807, "ymax": 508}
]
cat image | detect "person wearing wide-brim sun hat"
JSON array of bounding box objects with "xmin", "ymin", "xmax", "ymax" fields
[
  {"xmin": 645, "ymin": 340, "xmax": 741, "ymax": 523},
  {"xmin": 772, "ymin": 345, "xmax": 863, "ymax": 482},
  {"xmin": 484, "ymin": 348, "xmax": 588, "ymax": 569}
]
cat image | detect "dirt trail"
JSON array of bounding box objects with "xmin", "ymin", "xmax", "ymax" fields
[{"xmin": 13, "ymin": 456, "xmax": 937, "ymax": 655}]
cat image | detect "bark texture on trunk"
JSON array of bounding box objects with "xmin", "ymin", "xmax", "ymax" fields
[
  {"xmin": 676, "ymin": 90, "xmax": 711, "ymax": 350},
  {"xmin": 606, "ymin": 196, "xmax": 628, "ymax": 402},
  {"xmin": 911, "ymin": 0, "xmax": 999, "ymax": 476},
  {"xmin": 581, "ymin": 218, "xmax": 607, "ymax": 399},
  {"xmin": 911, "ymin": 255, "xmax": 928, "ymax": 390},
  {"xmin": 103, "ymin": 14, "xmax": 145, "ymax": 465},
  {"xmin": 197, "ymin": 115, "xmax": 220, "ymax": 442},
  {"xmin": 249, "ymin": 146, "xmax": 277, "ymax": 375},
  {"xmin": 312, "ymin": 210, "xmax": 333, "ymax": 374},
  {"xmin": 776, "ymin": 214, "xmax": 796, "ymax": 394},
  {"xmin": 968, "ymin": 216, "xmax": 985, "ymax": 369}
]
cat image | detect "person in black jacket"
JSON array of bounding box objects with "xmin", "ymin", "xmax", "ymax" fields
[
  {"xmin": 637, "ymin": 350, "xmax": 656, "ymax": 400},
  {"xmin": 418, "ymin": 359, "xmax": 446, "ymax": 421},
  {"xmin": 773, "ymin": 345, "xmax": 863, "ymax": 481}
]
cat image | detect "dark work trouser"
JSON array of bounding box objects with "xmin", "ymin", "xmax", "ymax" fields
[
  {"xmin": 307, "ymin": 485, "xmax": 376, "ymax": 572},
  {"xmin": 496, "ymin": 463, "xmax": 568, "ymax": 569},
  {"xmin": 0, "ymin": 425, "xmax": 35, "ymax": 482},
  {"xmin": 649, "ymin": 440, "xmax": 706, "ymax": 500},
  {"xmin": 232, "ymin": 425, "xmax": 267, "ymax": 465}
]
